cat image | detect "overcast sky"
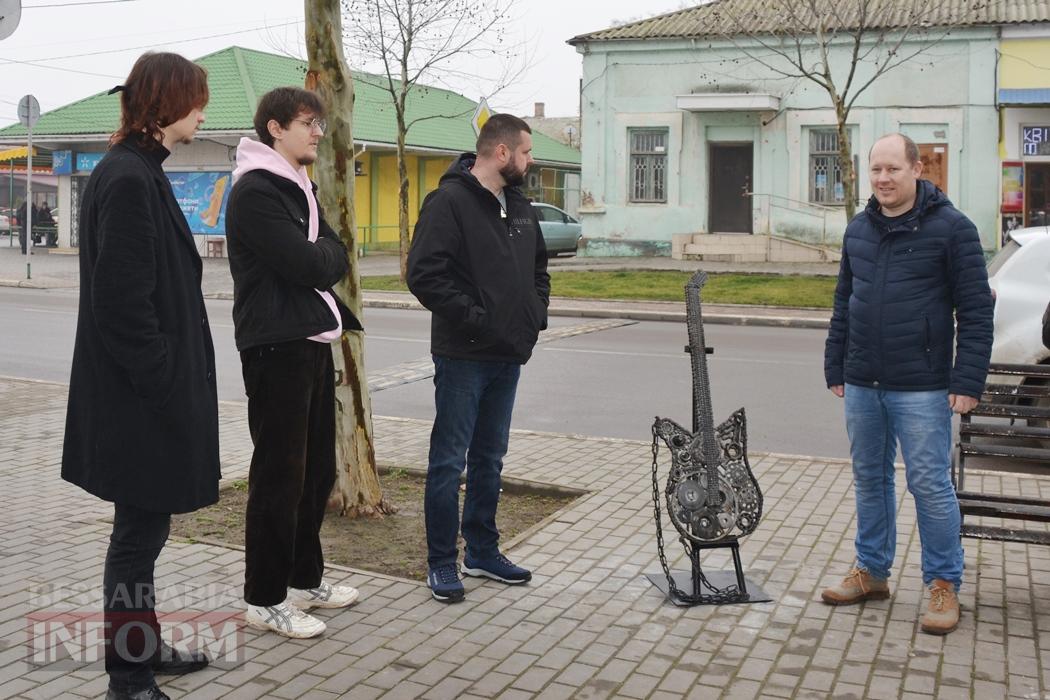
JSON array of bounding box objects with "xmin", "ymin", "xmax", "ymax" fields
[{"xmin": 0, "ymin": 0, "xmax": 689, "ymax": 128}]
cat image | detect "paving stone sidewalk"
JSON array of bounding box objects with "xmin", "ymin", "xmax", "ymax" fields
[{"xmin": 2, "ymin": 376, "xmax": 1049, "ymax": 699}]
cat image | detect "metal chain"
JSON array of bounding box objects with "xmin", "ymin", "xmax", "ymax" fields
[{"xmin": 651, "ymin": 427, "xmax": 744, "ymax": 605}]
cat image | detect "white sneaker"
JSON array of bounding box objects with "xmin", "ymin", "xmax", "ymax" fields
[
  {"xmin": 244, "ymin": 601, "xmax": 326, "ymax": 638},
  {"xmin": 286, "ymin": 580, "xmax": 360, "ymax": 610}
]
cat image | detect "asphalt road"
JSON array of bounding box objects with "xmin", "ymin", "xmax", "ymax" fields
[{"xmin": 0, "ymin": 286, "xmax": 851, "ymax": 458}]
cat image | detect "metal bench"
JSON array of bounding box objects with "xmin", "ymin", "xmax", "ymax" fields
[{"xmin": 953, "ymin": 362, "xmax": 1050, "ymax": 545}]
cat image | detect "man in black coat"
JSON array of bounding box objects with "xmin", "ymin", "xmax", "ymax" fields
[
  {"xmin": 226, "ymin": 87, "xmax": 363, "ymax": 639},
  {"xmin": 407, "ymin": 114, "xmax": 550, "ymax": 603},
  {"xmin": 62, "ymin": 53, "xmax": 218, "ymax": 700},
  {"xmin": 821, "ymin": 133, "xmax": 993, "ymax": 636}
]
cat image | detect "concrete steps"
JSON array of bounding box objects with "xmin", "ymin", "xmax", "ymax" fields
[{"xmin": 672, "ymin": 233, "xmax": 840, "ymax": 263}]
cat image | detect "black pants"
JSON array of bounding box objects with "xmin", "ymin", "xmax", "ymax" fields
[
  {"xmin": 104, "ymin": 503, "xmax": 171, "ymax": 691},
  {"xmin": 241, "ymin": 339, "xmax": 336, "ymax": 606}
]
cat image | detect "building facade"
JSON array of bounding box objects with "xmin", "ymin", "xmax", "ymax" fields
[
  {"xmin": 998, "ymin": 26, "xmax": 1050, "ymax": 241},
  {"xmin": 569, "ymin": 1, "xmax": 1050, "ymax": 257},
  {"xmin": 0, "ymin": 47, "xmax": 581, "ymax": 254}
]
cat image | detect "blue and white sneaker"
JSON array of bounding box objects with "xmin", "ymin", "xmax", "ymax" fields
[
  {"xmin": 461, "ymin": 553, "xmax": 532, "ymax": 584},
  {"xmin": 427, "ymin": 563, "xmax": 465, "ymax": 603}
]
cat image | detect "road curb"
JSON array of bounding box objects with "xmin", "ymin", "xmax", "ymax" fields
[
  {"xmin": 0, "ymin": 277, "xmax": 76, "ymax": 289},
  {"xmin": 352, "ymin": 297, "xmax": 830, "ymax": 329},
  {"xmin": 11, "ymin": 285, "xmax": 828, "ymax": 329}
]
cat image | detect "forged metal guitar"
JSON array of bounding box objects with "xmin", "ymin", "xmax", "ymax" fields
[{"xmin": 652, "ymin": 270, "xmax": 762, "ymax": 543}]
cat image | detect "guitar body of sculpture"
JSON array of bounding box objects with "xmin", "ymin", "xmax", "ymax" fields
[{"xmin": 652, "ymin": 271, "xmax": 762, "ymax": 543}]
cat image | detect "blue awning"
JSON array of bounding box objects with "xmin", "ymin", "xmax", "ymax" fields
[{"xmin": 999, "ymin": 88, "xmax": 1050, "ymax": 105}]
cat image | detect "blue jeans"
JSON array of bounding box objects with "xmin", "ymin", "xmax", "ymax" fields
[
  {"xmin": 844, "ymin": 384, "xmax": 962, "ymax": 588},
  {"xmin": 425, "ymin": 356, "xmax": 521, "ymax": 567}
]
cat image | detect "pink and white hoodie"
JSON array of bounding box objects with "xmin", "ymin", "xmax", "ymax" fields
[{"xmin": 232, "ymin": 137, "xmax": 341, "ymax": 343}]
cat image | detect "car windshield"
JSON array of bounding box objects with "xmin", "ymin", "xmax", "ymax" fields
[{"xmin": 987, "ymin": 240, "xmax": 1021, "ymax": 277}]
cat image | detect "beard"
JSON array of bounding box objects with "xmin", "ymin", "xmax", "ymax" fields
[{"xmin": 499, "ymin": 160, "xmax": 527, "ymax": 187}]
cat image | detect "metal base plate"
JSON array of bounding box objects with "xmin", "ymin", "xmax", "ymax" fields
[{"xmin": 645, "ymin": 570, "xmax": 773, "ymax": 607}]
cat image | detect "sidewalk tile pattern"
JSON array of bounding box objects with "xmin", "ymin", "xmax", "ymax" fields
[{"xmin": 2, "ymin": 376, "xmax": 1050, "ymax": 699}]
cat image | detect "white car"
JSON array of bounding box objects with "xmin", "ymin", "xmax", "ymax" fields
[
  {"xmin": 986, "ymin": 227, "xmax": 1050, "ymax": 439},
  {"xmin": 988, "ymin": 226, "xmax": 1050, "ymax": 367},
  {"xmin": 0, "ymin": 213, "xmax": 8, "ymax": 231}
]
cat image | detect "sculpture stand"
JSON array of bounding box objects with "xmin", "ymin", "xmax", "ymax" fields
[{"xmin": 646, "ymin": 536, "xmax": 771, "ymax": 607}]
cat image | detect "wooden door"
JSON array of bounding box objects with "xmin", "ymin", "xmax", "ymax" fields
[
  {"xmin": 917, "ymin": 144, "xmax": 948, "ymax": 194},
  {"xmin": 709, "ymin": 144, "xmax": 753, "ymax": 233},
  {"xmin": 1026, "ymin": 163, "xmax": 1050, "ymax": 226}
]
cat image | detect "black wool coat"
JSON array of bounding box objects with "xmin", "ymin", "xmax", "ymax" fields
[{"xmin": 62, "ymin": 137, "xmax": 220, "ymax": 514}]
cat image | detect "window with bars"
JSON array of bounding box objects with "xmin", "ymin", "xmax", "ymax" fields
[
  {"xmin": 628, "ymin": 129, "xmax": 668, "ymax": 203},
  {"xmin": 809, "ymin": 129, "xmax": 849, "ymax": 205}
]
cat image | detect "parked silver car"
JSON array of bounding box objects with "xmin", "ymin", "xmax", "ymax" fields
[{"xmin": 531, "ymin": 202, "xmax": 582, "ymax": 256}]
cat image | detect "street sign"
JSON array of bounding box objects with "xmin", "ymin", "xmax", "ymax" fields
[
  {"xmin": 0, "ymin": 0, "xmax": 21, "ymax": 41},
  {"xmin": 471, "ymin": 97, "xmax": 492, "ymax": 137},
  {"xmin": 18, "ymin": 94, "xmax": 39, "ymax": 128},
  {"xmin": 18, "ymin": 92, "xmax": 38, "ymax": 275}
]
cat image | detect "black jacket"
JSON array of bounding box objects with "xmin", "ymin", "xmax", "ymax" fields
[
  {"xmin": 225, "ymin": 169, "xmax": 362, "ymax": 351},
  {"xmin": 407, "ymin": 154, "xmax": 550, "ymax": 364},
  {"xmin": 824, "ymin": 179, "xmax": 994, "ymax": 399},
  {"xmin": 62, "ymin": 138, "xmax": 220, "ymax": 514}
]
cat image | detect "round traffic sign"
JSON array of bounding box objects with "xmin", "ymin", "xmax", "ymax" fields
[
  {"xmin": 0, "ymin": 0, "xmax": 21, "ymax": 42},
  {"xmin": 18, "ymin": 94, "xmax": 39, "ymax": 128}
]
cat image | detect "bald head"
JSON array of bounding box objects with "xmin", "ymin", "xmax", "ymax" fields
[
  {"xmin": 868, "ymin": 133, "xmax": 924, "ymax": 217},
  {"xmin": 869, "ymin": 133, "xmax": 920, "ymax": 166}
]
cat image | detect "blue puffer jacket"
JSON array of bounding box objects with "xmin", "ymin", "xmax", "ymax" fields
[{"xmin": 824, "ymin": 180, "xmax": 993, "ymax": 398}]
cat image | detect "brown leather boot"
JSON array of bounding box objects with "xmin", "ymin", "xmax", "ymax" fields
[
  {"xmin": 920, "ymin": 579, "xmax": 960, "ymax": 635},
  {"xmin": 821, "ymin": 566, "xmax": 890, "ymax": 605}
]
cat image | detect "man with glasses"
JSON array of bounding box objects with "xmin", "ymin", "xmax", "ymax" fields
[{"xmin": 226, "ymin": 87, "xmax": 363, "ymax": 638}]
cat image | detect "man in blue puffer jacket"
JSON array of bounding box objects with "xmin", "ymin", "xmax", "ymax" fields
[{"xmin": 821, "ymin": 133, "xmax": 993, "ymax": 636}]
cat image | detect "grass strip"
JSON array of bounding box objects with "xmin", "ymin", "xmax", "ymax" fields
[{"xmin": 361, "ymin": 271, "xmax": 836, "ymax": 308}]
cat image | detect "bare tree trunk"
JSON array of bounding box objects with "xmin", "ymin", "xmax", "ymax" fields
[
  {"xmin": 397, "ymin": 112, "xmax": 410, "ymax": 284},
  {"xmin": 304, "ymin": 0, "xmax": 393, "ymax": 517},
  {"xmin": 835, "ymin": 103, "xmax": 857, "ymax": 221}
]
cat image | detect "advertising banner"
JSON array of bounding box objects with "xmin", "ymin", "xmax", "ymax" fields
[
  {"xmin": 1001, "ymin": 161, "xmax": 1024, "ymax": 213},
  {"xmin": 167, "ymin": 171, "xmax": 231, "ymax": 235},
  {"xmin": 52, "ymin": 150, "xmax": 73, "ymax": 175},
  {"xmin": 75, "ymin": 152, "xmax": 104, "ymax": 173}
]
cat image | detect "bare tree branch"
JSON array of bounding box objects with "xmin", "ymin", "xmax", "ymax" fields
[
  {"xmin": 704, "ymin": 0, "xmax": 983, "ymax": 218},
  {"xmin": 343, "ymin": 0, "xmax": 525, "ymax": 281}
]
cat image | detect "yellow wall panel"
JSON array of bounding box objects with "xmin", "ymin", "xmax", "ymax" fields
[
  {"xmin": 353, "ymin": 158, "xmax": 370, "ymax": 231},
  {"xmin": 1000, "ymin": 39, "xmax": 1050, "ymax": 89}
]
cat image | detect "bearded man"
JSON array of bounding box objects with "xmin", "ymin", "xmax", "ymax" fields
[{"xmin": 407, "ymin": 113, "xmax": 550, "ymax": 603}]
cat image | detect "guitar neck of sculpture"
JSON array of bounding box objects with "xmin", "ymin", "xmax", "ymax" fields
[{"xmin": 685, "ymin": 271, "xmax": 722, "ymax": 466}]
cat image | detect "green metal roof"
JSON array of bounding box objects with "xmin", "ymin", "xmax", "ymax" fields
[
  {"xmin": 0, "ymin": 46, "xmax": 580, "ymax": 166},
  {"xmin": 570, "ymin": 0, "xmax": 1050, "ymax": 43}
]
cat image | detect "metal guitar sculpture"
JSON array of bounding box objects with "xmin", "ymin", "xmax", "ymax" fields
[{"xmin": 652, "ymin": 270, "xmax": 763, "ymax": 545}]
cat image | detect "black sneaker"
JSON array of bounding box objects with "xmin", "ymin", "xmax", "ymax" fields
[
  {"xmin": 461, "ymin": 553, "xmax": 532, "ymax": 584},
  {"xmin": 427, "ymin": 563, "xmax": 465, "ymax": 603},
  {"xmin": 105, "ymin": 684, "xmax": 170, "ymax": 700}
]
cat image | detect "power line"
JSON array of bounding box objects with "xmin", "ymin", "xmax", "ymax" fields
[
  {"xmin": 3, "ymin": 15, "xmax": 302, "ymax": 52},
  {"xmin": 23, "ymin": 0, "xmax": 140, "ymax": 7},
  {"xmin": 0, "ymin": 19, "xmax": 303, "ymax": 71},
  {"xmin": 0, "ymin": 55, "xmax": 122, "ymax": 78}
]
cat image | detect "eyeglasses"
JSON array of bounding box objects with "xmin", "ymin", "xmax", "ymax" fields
[{"xmin": 293, "ymin": 118, "xmax": 326, "ymax": 133}]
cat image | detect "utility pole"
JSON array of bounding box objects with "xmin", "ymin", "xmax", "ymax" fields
[{"xmin": 17, "ymin": 93, "xmax": 39, "ymax": 280}]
